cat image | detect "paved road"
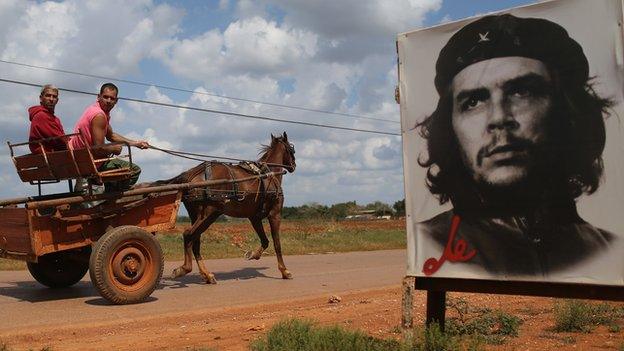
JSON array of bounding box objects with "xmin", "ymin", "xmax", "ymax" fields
[{"xmin": 0, "ymin": 250, "xmax": 405, "ymax": 332}]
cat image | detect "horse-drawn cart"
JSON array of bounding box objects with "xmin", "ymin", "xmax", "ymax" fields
[{"xmin": 0, "ymin": 134, "xmax": 283, "ymax": 304}]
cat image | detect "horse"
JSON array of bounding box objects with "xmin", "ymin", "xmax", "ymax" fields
[{"xmin": 140, "ymin": 132, "xmax": 296, "ymax": 284}]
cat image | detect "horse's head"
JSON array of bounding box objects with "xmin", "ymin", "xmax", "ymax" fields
[{"xmin": 271, "ymin": 132, "xmax": 296, "ymax": 173}]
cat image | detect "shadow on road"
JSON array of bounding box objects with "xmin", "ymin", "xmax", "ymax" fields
[
  {"xmin": 215, "ymin": 266, "xmax": 277, "ymax": 281},
  {"xmin": 0, "ymin": 267, "xmax": 277, "ymax": 303},
  {"xmin": 84, "ymin": 296, "xmax": 158, "ymax": 306},
  {"xmin": 162, "ymin": 266, "xmax": 277, "ymax": 289},
  {"xmin": 0, "ymin": 281, "xmax": 98, "ymax": 302}
]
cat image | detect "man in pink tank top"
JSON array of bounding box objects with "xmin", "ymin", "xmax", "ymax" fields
[{"xmin": 70, "ymin": 83, "xmax": 149, "ymax": 192}]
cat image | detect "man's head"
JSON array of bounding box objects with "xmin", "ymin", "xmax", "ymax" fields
[
  {"xmin": 97, "ymin": 82, "xmax": 119, "ymax": 113},
  {"xmin": 39, "ymin": 84, "xmax": 59, "ymax": 113},
  {"xmin": 418, "ymin": 14, "xmax": 611, "ymax": 205}
]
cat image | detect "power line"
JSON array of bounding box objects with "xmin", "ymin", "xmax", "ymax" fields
[
  {"xmin": 0, "ymin": 59, "xmax": 399, "ymax": 124},
  {"xmin": 0, "ymin": 78, "xmax": 400, "ymax": 136}
]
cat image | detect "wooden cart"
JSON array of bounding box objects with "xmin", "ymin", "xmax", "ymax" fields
[
  {"xmin": 0, "ymin": 134, "xmax": 180, "ymax": 304},
  {"xmin": 0, "ymin": 134, "xmax": 282, "ymax": 304}
]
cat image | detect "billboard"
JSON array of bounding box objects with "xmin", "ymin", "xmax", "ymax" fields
[{"xmin": 398, "ymin": 0, "xmax": 624, "ymax": 285}]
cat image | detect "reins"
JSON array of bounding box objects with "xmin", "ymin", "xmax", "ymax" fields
[{"xmin": 147, "ymin": 145, "xmax": 291, "ymax": 169}]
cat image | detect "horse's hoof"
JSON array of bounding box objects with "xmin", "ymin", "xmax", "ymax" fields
[
  {"xmin": 245, "ymin": 250, "xmax": 261, "ymax": 260},
  {"xmin": 281, "ymin": 270, "xmax": 293, "ymax": 279},
  {"xmin": 205, "ymin": 274, "xmax": 218, "ymax": 284},
  {"xmin": 172, "ymin": 267, "xmax": 189, "ymax": 278}
]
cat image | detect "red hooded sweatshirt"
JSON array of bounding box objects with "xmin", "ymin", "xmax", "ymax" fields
[{"xmin": 28, "ymin": 105, "xmax": 67, "ymax": 153}]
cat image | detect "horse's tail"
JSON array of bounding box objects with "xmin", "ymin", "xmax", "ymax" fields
[{"xmin": 133, "ymin": 162, "xmax": 208, "ymax": 189}]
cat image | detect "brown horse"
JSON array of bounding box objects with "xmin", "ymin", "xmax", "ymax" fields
[{"xmin": 143, "ymin": 132, "xmax": 296, "ymax": 283}]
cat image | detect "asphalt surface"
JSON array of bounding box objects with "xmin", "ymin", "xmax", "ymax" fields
[{"xmin": 0, "ymin": 249, "xmax": 405, "ymax": 332}]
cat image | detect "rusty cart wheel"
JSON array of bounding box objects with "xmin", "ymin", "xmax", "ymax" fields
[
  {"xmin": 89, "ymin": 225, "xmax": 163, "ymax": 304},
  {"xmin": 27, "ymin": 246, "xmax": 91, "ymax": 288}
]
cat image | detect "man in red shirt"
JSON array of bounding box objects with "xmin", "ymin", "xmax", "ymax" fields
[{"xmin": 28, "ymin": 85, "xmax": 67, "ymax": 153}]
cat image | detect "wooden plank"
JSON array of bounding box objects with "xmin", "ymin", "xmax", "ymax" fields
[
  {"xmin": 47, "ymin": 150, "xmax": 80, "ymax": 179},
  {"xmin": 36, "ymin": 240, "xmax": 94, "ymax": 257},
  {"xmin": 414, "ymin": 277, "xmax": 624, "ymax": 302},
  {"xmin": 72, "ymin": 148, "xmax": 98, "ymax": 176},
  {"xmin": 0, "ymin": 208, "xmax": 32, "ymax": 255},
  {"xmin": 13, "ymin": 153, "xmax": 46, "ymax": 169},
  {"xmin": 19, "ymin": 168, "xmax": 55, "ymax": 182},
  {"xmin": 29, "ymin": 192, "xmax": 180, "ymax": 256}
]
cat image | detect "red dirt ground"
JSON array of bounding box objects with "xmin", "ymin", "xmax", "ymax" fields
[
  {"xmin": 2, "ymin": 286, "xmax": 622, "ymax": 350},
  {"xmin": 2, "ymin": 220, "xmax": 622, "ymax": 350}
]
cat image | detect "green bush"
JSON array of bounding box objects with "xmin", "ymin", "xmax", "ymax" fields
[
  {"xmin": 553, "ymin": 300, "xmax": 621, "ymax": 333},
  {"xmin": 249, "ymin": 319, "xmax": 400, "ymax": 351},
  {"xmin": 444, "ymin": 298, "xmax": 522, "ymax": 345},
  {"xmin": 412, "ymin": 323, "xmax": 464, "ymax": 351},
  {"xmin": 249, "ymin": 318, "xmax": 487, "ymax": 351}
]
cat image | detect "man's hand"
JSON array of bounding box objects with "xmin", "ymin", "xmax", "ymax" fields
[
  {"xmin": 112, "ymin": 144, "xmax": 123, "ymax": 155},
  {"xmin": 132, "ymin": 140, "xmax": 150, "ymax": 149}
]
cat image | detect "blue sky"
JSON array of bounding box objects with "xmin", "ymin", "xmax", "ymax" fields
[{"xmin": 0, "ymin": 0, "xmax": 535, "ymax": 207}]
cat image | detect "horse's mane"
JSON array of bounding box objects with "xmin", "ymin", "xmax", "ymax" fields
[
  {"xmin": 258, "ymin": 136, "xmax": 286, "ymax": 162},
  {"xmin": 258, "ymin": 144, "xmax": 271, "ymax": 162}
]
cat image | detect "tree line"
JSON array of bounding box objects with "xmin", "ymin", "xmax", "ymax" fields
[
  {"xmin": 178, "ymin": 199, "xmax": 405, "ymax": 222},
  {"xmin": 281, "ymin": 199, "xmax": 405, "ymax": 220}
]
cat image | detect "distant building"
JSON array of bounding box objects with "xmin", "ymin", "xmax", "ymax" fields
[{"xmin": 345, "ymin": 209, "xmax": 393, "ymax": 220}]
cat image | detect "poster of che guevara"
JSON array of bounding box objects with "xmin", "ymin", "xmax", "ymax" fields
[{"xmin": 398, "ymin": 0, "xmax": 624, "ymax": 285}]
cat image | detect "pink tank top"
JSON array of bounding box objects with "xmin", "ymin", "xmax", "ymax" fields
[{"xmin": 69, "ymin": 101, "xmax": 110, "ymax": 149}]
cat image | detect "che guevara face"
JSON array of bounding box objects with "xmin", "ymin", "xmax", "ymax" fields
[{"xmin": 450, "ymin": 56, "xmax": 553, "ymax": 188}]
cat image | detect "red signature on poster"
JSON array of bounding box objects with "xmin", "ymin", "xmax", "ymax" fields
[{"xmin": 422, "ymin": 215, "xmax": 477, "ymax": 275}]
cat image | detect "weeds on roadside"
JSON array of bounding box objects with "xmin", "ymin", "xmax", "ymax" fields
[
  {"xmin": 553, "ymin": 300, "xmax": 623, "ymax": 333},
  {"xmin": 407, "ymin": 323, "xmax": 479, "ymax": 351},
  {"xmin": 249, "ymin": 318, "xmax": 486, "ymax": 351},
  {"xmin": 444, "ymin": 297, "xmax": 522, "ymax": 345},
  {"xmin": 249, "ymin": 318, "xmax": 401, "ymax": 351}
]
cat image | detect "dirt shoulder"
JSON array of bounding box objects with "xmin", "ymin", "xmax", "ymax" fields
[{"xmin": 1, "ymin": 286, "xmax": 622, "ymax": 351}]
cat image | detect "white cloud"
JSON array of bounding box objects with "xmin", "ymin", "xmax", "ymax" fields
[
  {"xmin": 1, "ymin": 1, "xmax": 78, "ymax": 65},
  {"xmin": 157, "ymin": 16, "xmax": 317, "ymax": 81},
  {"xmin": 0, "ymin": 0, "xmax": 444, "ymax": 206}
]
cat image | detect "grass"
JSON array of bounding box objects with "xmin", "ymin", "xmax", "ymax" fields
[
  {"xmin": 0, "ymin": 219, "xmax": 405, "ymax": 270},
  {"xmin": 444, "ymin": 297, "xmax": 522, "ymax": 345},
  {"xmin": 249, "ymin": 318, "xmax": 484, "ymax": 351},
  {"xmin": 552, "ymin": 299, "xmax": 624, "ymax": 333},
  {"xmin": 158, "ymin": 219, "xmax": 406, "ymax": 261},
  {"xmin": 249, "ymin": 319, "xmax": 401, "ymax": 351},
  {"xmin": 0, "ymin": 259, "xmax": 26, "ymax": 271},
  {"xmin": 0, "ymin": 342, "xmax": 52, "ymax": 351}
]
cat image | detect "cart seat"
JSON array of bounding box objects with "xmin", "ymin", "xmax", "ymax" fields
[
  {"xmin": 10, "ymin": 133, "xmax": 134, "ymax": 185},
  {"xmin": 13, "ymin": 148, "xmax": 133, "ymax": 184}
]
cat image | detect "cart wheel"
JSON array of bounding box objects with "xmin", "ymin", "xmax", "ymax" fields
[
  {"xmin": 89, "ymin": 226, "xmax": 163, "ymax": 305},
  {"xmin": 27, "ymin": 246, "xmax": 91, "ymax": 288}
]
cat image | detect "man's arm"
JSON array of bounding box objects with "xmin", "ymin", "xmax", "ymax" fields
[
  {"xmin": 107, "ymin": 130, "xmax": 150, "ymax": 149},
  {"xmin": 91, "ymin": 114, "xmax": 122, "ymax": 158}
]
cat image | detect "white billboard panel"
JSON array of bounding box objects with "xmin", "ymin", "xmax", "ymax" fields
[{"xmin": 399, "ymin": 0, "xmax": 624, "ymax": 285}]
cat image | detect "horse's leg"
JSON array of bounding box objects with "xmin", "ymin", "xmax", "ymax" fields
[
  {"xmin": 191, "ymin": 211, "xmax": 222, "ymax": 284},
  {"xmin": 246, "ymin": 216, "xmax": 269, "ymax": 260},
  {"xmin": 172, "ymin": 229, "xmax": 199, "ymax": 278},
  {"xmin": 267, "ymin": 207, "xmax": 292, "ymax": 279},
  {"xmin": 172, "ymin": 205, "xmax": 205, "ymax": 278}
]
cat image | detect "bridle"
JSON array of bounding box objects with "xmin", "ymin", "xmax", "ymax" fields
[{"xmin": 266, "ymin": 138, "xmax": 296, "ymax": 171}]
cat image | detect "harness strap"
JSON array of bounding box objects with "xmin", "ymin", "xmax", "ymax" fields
[{"xmin": 223, "ymin": 163, "xmax": 240, "ymax": 199}]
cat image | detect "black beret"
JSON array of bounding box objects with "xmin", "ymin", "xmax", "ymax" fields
[{"xmin": 434, "ymin": 14, "xmax": 589, "ymax": 94}]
